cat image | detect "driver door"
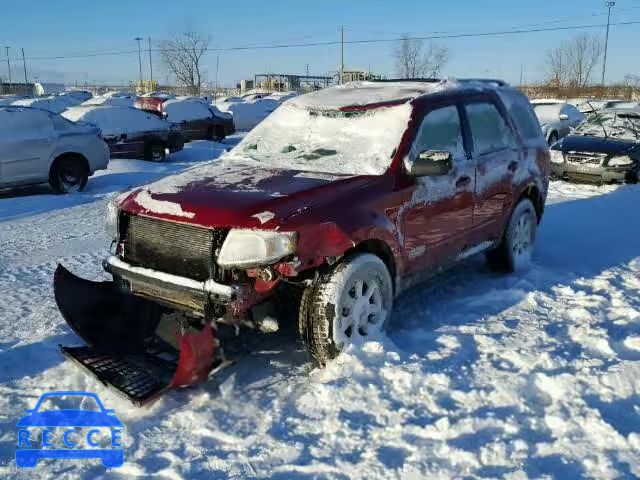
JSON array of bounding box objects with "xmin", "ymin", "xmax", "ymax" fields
[{"xmin": 402, "ymin": 103, "xmax": 475, "ymax": 274}]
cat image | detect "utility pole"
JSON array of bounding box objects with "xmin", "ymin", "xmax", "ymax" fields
[
  {"xmin": 305, "ymin": 63, "xmax": 309, "ymax": 77},
  {"xmin": 148, "ymin": 36, "xmax": 153, "ymax": 85},
  {"xmin": 5, "ymin": 47, "xmax": 11, "ymax": 90},
  {"xmin": 519, "ymin": 65, "xmax": 523, "ymax": 87},
  {"xmin": 602, "ymin": 1, "xmax": 615, "ymax": 86},
  {"xmin": 215, "ymin": 53, "xmax": 220, "ymax": 98},
  {"xmin": 21, "ymin": 48, "xmax": 28, "ymax": 89},
  {"xmin": 340, "ymin": 26, "xmax": 345, "ymax": 84},
  {"xmin": 134, "ymin": 37, "xmax": 143, "ymax": 91}
]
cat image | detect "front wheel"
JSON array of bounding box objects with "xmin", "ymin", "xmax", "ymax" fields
[
  {"xmin": 485, "ymin": 198, "xmax": 537, "ymax": 273},
  {"xmin": 145, "ymin": 142, "xmax": 166, "ymax": 162},
  {"xmin": 49, "ymin": 155, "xmax": 89, "ymax": 193},
  {"xmin": 299, "ymin": 253, "xmax": 393, "ymax": 366}
]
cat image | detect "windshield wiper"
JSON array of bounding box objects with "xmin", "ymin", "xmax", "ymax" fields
[{"xmin": 590, "ymin": 110, "xmax": 609, "ymax": 139}]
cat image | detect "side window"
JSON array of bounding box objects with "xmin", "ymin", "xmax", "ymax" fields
[
  {"xmin": 496, "ymin": 89, "xmax": 543, "ymax": 142},
  {"xmin": 465, "ymin": 102, "xmax": 517, "ymax": 155},
  {"xmin": 411, "ymin": 105, "xmax": 465, "ymax": 161}
]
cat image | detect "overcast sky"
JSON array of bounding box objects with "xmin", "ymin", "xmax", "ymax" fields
[{"xmin": 1, "ymin": 0, "xmax": 638, "ymax": 87}]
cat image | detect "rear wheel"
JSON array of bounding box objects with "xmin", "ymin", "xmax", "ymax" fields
[
  {"xmin": 145, "ymin": 142, "xmax": 166, "ymax": 162},
  {"xmin": 49, "ymin": 155, "xmax": 88, "ymax": 193},
  {"xmin": 299, "ymin": 253, "xmax": 393, "ymax": 366},
  {"xmin": 485, "ymin": 198, "xmax": 537, "ymax": 273}
]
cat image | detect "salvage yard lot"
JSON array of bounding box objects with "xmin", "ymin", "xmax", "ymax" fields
[{"xmin": 0, "ymin": 141, "xmax": 639, "ymax": 478}]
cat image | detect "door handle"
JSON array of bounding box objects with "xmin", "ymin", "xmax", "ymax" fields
[
  {"xmin": 455, "ymin": 176, "xmax": 471, "ymax": 189},
  {"xmin": 508, "ymin": 161, "xmax": 518, "ymax": 172}
]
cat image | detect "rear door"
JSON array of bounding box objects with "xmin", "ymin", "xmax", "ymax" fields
[
  {"xmin": 0, "ymin": 109, "xmax": 55, "ymax": 186},
  {"xmin": 463, "ymin": 96, "xmax": 521, "ymax": 241},
  {"xmin": 402, "ymin": 102, "xmax": 475, "ymax": 273}
]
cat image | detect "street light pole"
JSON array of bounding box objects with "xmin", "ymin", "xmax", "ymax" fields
[
  {"xmin": 5, "ymin": 47, "xmax": 11, "ymax": 90},
  {"xmin": 148, "ymin": 36, "xmax": 153, "ymax": 85},
  {"xmin": 134, "ymin": 37, "xmax": 143, "ymax": 91},
  {"xmin": 602, "ymin": 1, "xmax": 615, "ymax": 86}
]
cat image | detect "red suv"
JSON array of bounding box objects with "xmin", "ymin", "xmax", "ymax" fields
[{"xmin": 54, "ymin": 79, "xmax": 549, "ymax": 404}]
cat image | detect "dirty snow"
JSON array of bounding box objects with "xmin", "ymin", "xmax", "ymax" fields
[{"xmin": 0, "ymin": 133, "xmax": 639, "ymax": 478}]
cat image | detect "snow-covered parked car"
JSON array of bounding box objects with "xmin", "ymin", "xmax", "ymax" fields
[
  {"xmin": 550, "ymin": 108, "xmax": 640, "ymax": 184},
  {"xmin": 0, "ymin": 106, "xmax": 109, "ymax": 192},
  {"xmin": 82, "ymin": 91, "xmax": 137, "ymax": 108},
  {"xmin": 58, "ymin": 90, "xmax": 93, "ymax": 104},
  {"xmin": 0, "ymin": 94, "xmax": 29, "ymax": 106},
  {"xmin": 62, "ymin": 105, "xmax": 184, "ymax": 161},
  {"xmin": 53, "ymin": 78, "xmax": 549, "ymax": 404},
  {"xmin": 215, "ymin": 97, "xmax": 279, "ymax": 131},
  {"xmin": 11, "ymin": 95, "xmax": 74, "ymax": 114},
  {"xmin": 263, "ymin": 91, "xmax": 298, "ymax": 103},
  {"xmin": 135, "ymin": 97, "xmax": 235, "ymax": 142},
  {"xmin": 532, "ymin": 102, "xmax": 585, "ymax": 145}
]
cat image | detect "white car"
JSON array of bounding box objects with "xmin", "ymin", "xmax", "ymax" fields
[
  {"xmin": 0, "ymin": 106, "xmax": 110, "ymax": 192},
  {"xmin": 532, "ymin": 102, "xmax": 585, "ymax": 145}
]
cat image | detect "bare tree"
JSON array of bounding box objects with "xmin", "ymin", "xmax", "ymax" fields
[
  {"xmin": 623, "ymin": 73, "xmax": 640, "ymax": 89},
  {"xmin": 394, "ymin": 36, "xmax": 449, "ymax": 79},
  {"xmin": 545, "ymin": 33, "xmax": 603, "ymax": 88},
  {"xmin": 159, "ymin": 32, "xmax": 210, "ymax": 95}
]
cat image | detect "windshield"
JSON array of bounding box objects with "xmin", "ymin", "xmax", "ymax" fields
[
  {"xmin": 37, "ymin": 395, "xmax": 100, "ymax": 412},
  {"xmin": 224, "ymin": 103, "xmax": 413, "ymax": 175},
  {"xmin": 573, "ymin": 111, "xmax": 640, "ymax": 141}
]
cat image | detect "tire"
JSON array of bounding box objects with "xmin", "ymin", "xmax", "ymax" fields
[
  {"xmin": 485, "ymin": 198, "xmax": 537, "ymax": 273},
  {"xmin": 299, "ymin": 253, "xmax": 393, "ymax": 366},
  {"xmin": 145, "ymin": 142, "xmax": 166, "ymax": 162},
  {"xmin": 547, "ymin": 132, "xmax": 558, "ymax": 146},
  {"xmin": 49, "ymin": 155, "xmax": 89, "ymax": 194},
  {"xmin": 213, "ymin": 126, "xmax": 225, "ymax": 142}
]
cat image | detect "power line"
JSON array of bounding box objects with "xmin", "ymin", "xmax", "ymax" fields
[{"xmin": 6, "ymin": 19, "xmax": 640, "ymax": 61}]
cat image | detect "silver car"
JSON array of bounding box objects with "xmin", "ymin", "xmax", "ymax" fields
[
  {"xmin": 0, "ymin": 106, "xmax": 110, "ymax": 193},
  {"xmin": 532, "ymin": 102, "xmax": 585, "ymax": 145}
]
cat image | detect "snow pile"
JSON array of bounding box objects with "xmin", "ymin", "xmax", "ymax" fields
[
  {"xmin": 82, "ymin": 91, "xmax": 137, "ymax": 107},
  {"xmin": 11, "ymin": 96, "xmax": 72, "ymax": 114},
  {"xmin": 223, "ymin": 102, "xmax": 413, "ymax": 175},
  {"xmin": 62, "ymin": 105, "xmax": 169, "ymax": 137}
]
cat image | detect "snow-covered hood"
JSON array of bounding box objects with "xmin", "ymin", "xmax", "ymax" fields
[{"xmin": 119, "ymin": 161, "xmax": 370, "ymax": 228}]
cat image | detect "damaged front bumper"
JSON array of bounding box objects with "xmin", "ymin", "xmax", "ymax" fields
[{"xmin": 53, "ymin": 264, "xmax": 221, "ymax": 406}]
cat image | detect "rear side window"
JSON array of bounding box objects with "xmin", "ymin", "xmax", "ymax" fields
[
  {"xmin": 0, "ymin": 109, "xmax": 54, "ymax": 134},
  {"xmin": 465, "ymin": 102, "xmax": 516, "ymax": 155},
  {"xmin": 496, "ymin": 89, "xmax": 544, "ymax": 142},
  {"xmin": 411, "ymin": 105, "xmax": 466, "ymax": 160}
]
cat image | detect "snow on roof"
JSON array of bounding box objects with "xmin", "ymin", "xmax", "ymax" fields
[
  {"xmin": 530, "ymin": 98, "xmax": 566, "ymax": 105},
  {"xmin": 289, "ymin": 80, "xmax": 453, "ymax": 110},
  {"xmin": 62, "ymin": 105, "xmax": 168, "ymax": 136}
]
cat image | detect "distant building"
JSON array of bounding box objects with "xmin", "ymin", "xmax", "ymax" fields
[
  {"xmin": 340, "ymin": 70, "xmax": 383, "ymax": 83},
  {"xmin": 134, "ymin": 80, "xmax": 159, "ymax": 95}
]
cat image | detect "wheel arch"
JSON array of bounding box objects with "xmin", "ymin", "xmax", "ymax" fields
[
  {"xmin": 344, "ymin": 238, "xmax": 397, "ymax": 293},
  {"xmin": 517, "ymin": 182, "xmax": 544, "ymax": 223}
]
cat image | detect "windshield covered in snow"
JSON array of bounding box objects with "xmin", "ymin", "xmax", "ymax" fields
[
  {"xmin": 573, "ymin": 111, "xmax": 640, "ymax": 141},
  {"xmin": 223, "ymin": 103, "xmax": 413, "ymax": 175}
]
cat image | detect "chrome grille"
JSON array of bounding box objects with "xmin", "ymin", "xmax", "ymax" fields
[
  {"xmin": 121, "ymin": 215, "xmax": 228, "ymax": 282},
  {"xmin": 566, "ymin": 152, "xmax": 606, "ymax": 166}
]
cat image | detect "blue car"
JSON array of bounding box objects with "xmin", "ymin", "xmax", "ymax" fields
[{"xmin": 15, "ymin": 391, "xmax": 123, "ymax": 468}]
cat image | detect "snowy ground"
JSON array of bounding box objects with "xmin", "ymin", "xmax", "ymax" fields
[{"xmin": 0, "ymin": 142, "xmax": 639, "ymax": 478}]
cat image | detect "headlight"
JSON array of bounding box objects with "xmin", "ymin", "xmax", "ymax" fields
[
  {"xmin": 217, "ymin": 230, "xmax": 297, "ymax": 268},
  {"xmin": 550, "ymin": 150, "xmax": 565, "ymax": 164},
  {"xmin": 607, "ymin": 155, "xmax": 634, "ymax": 167},
  {"xmin": 105, "ymin": 200, "xmax": 119, "ymax": 241}
]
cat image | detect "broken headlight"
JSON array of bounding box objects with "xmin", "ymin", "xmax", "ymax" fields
[{"xmin": 217, "ymin": 229, "xmax": 297, "ymax": 268}]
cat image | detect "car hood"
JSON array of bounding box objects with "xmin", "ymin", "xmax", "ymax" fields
[
  {"xmin": 556, "ymin": 134, "xmax": 639, "ymax": 155},
  {"xmin": 16, "ymin": 410, "xmax": 123, "ymax": 427},
  {"xmin": 119, "ymin": 161, "xmax": 371, "ymax": 228}
]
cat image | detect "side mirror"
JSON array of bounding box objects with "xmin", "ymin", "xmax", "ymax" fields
[
  {"xmin": 407, "ymin": 150, "xmax": 453, "ymax": 177},
  {"xmin": 559, "ymin": 113, "xmax": 569, "ymax": 121}
]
